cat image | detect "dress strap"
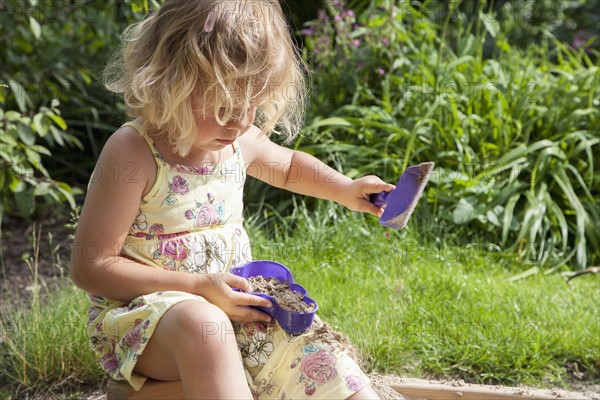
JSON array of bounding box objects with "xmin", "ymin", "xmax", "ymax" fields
[
  {"xmin": 232, "ymin": 140, "xmax": 244, "ymax": 165},
  {"xmin": 121, "ymin": 120, "xmax": 165, "ymax": 201},
  {"xmin": 122, "ymin": 121, "xmax": 162, "ymax": 159}
]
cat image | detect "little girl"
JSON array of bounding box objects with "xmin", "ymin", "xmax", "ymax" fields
[{"xmin": 71, "ymin": 1, "xmax": 394, "ymax": 398}]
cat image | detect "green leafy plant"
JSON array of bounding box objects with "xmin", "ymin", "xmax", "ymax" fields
[
  {"xmin": 0, "ymin": 1, "xmax": 163, "ymax": 216},
  {"xmin": 0, "ymin": 99, "xmax": 81, "ymax": 217},
  {"xmin": 290, "ymin": 0, "xmax": 599, "ymax": 270},
  {"xmin": 0, "ymin": 0, "xmax": 164, "ymax": 188}
]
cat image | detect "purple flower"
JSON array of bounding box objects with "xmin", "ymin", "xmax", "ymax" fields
[
  {"xmin": 377, "ymin": 68, "xmax": 386, "ymax": 76},
  {"xmin": 184, "ymin": 210, "xmax": 194, "ymax": 220},
  {"xmin": 171, "ymin": 176, "xmax": 189, "ymax": 195},
  {"xmin": 318, "ymin": 10, "xmax": 328, "ymax": 23},
  {"xmin": 301, "ymin": 26, "xmax": 315, "ymax": 36},
  {"xmin": 347, "ymin": 9, "xmax": 354, "ymax": 17},
  {"xmin": 353, "ymin": 39, "xmax": 361, "ymax": 47},
  {"xmin": 382, "ymin": 38, "xmax": 390, "ymax": 46},
  {"xmin": 571, "ymin": 32, "xmax": 589, "ymax": 49}
]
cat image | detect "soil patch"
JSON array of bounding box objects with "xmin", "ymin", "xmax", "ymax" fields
[
  {"xmin": 247, "ymin": 276, "xmax": 315, "ymax": 313},
  {"xmin": 1, "ymin": 213, "xmax": 75, "ymax": 309}
]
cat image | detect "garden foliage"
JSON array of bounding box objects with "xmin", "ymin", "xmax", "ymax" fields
[
  {"xmin": 295, "ymin": 0, "xmax": 599, "ymax": 270},
  {"xmin": 1, "ymin": 1, "xmax": 598, "ymax": 270},
  {"xmin": 0, "ymin": 0, "xmax": 153, "ymax": 217}
]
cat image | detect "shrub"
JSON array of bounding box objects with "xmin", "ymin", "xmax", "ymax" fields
[
  {"xmin": 292, "ymin": 0, "xmax": 599, "ymax": 270},
  {"xmin": 0, "ymin": 1, "xmax": 156, "ymax": 217}
]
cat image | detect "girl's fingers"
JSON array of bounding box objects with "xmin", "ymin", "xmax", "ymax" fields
[
  {"xmin": 371, "ymin": 205, "xmax": 385, "ymax": 217},
  {"xmin": 359, "ymin": 175, "xmax": 395, "ymax": 194},
  {"xmin": 228, "ymin": 298, "xmax": 273, "ymax": 322},
  {"xmin": 221, "ymin": 273, "xmax": 251, "ymax": 292},
  {"xmin": 372, "ymin": 182, "xmax": 395, "ymax": 194},
  {"xmin": 231, "ymin": 307, "xmax": 272, "ymax": 322},
  {"xmin": 230, "ymin": 292, "xmax": 272, "ymax": 322},
  {"xmin": 360, "ymin": 201, "xmax": 384, "ymax": 217},
  {"xmin": 234, "ymin": 291, "xmax": 273, "ymax": 308}
]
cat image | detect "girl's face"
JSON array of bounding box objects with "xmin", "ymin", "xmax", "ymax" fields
[{"xmin": 193, "ymin": 104, "xmax": 256, "ymax": 151}]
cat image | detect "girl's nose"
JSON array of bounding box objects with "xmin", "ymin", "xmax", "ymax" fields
[
  {"xmin": 225, "ymin": 106, "xmax": 256, "ymax": 132},
  {"xmin": 225, "ymin": 119, "xmax": 249, "ymax": 132}
]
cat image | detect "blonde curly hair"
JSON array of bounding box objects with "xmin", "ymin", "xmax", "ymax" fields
[{"xmin": 104, "ymin": 0, "xmax": 307, "ymax": 156}]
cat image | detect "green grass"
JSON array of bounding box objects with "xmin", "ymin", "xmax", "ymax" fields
[
  {"xmin": 249, "ymin": 205, "xmax": 600, "ymax": 388},
  {"xmin": 0, "ymin": 285, "xmax": 103, "ymax": 399},
  {"xmin": 0, "ymin": 206, "xmax": 598, "ymax": 397}
]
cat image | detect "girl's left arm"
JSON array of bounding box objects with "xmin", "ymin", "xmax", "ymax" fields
[{"xmin": 239, "ymin": 127, "xmax": 395, "ymax": 217}]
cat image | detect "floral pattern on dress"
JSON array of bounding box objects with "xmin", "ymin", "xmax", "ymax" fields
[
  {"xmin": 87, "ymin": 306, "xmax": 103, "ymax": 327},
  {"xmin": 189, "ymin": 235, "xmax": 227, "ymax": 273},
  {"xmin": 345, "ymin": 374, "xmax": 365, "ymax": 392},
  {"xmin": 184, "ymin": 193, "xmax": 224, "ymax": 227},
  {"xmin": 129, "ymin": 209, "xmax": 148, "ymax": 235},
  {"xmin": 102, "ymin": 351, "xmax": 120, "ymax": 374},
  {"xmin": 121, "ymin": 318, "xmax": 150, "ymax": 354},
  {"xmin": 150, "ymin": 233, "xmax": 230, "ymax": 273},
  {"xmin": 161, "ymin": 175, "xmax": 189, "ymax": 206},
  {"xmin": 152, "ymin": 234, "xmax": 192, "ymax": 271},
  {"xmin": 131, "ymin": 223, "xmax": 165, "ymax": 240},
  {"xmin": 255, "ymin": 379, "xmax": 275, "ymax": 396},
  {"xmin": 168, "ymin": 162, "xmax": 216, "ymax": 175},
  {"xmin": 236, "ymin": 322, "xmax": 276, "ymax": 370},
  {"xmin": 290, "ymin": 344, "xmax": 339, "ymax": 396}
]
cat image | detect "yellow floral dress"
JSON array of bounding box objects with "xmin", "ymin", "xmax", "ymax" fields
[{"xmin": 85, "ymin": 121, "xmax": 369, "ymax": 398}]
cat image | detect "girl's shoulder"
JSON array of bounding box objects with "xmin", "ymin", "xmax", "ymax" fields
[
  {"xmin": 103, "ymin": 124, "xmax": 154, "ymax": 160},
  {"xmin": 237, "ymin": 125, "xmax": 270, "ymax": 164},
  {"xmin": 100, "ymin": 126, "xmax": 153, "ymax": 166},
  {"xmin": 95, "ymin": 124, "xmax": 157, "ymax": 196}
]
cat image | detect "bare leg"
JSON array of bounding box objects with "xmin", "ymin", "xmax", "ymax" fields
[
  {"xmin": 348, "ymin": 384, "xmax": 381, "ymax": 400},
  {"xmin": 134, "ymin": 300, "xmax": 252, "ymax": 399}
]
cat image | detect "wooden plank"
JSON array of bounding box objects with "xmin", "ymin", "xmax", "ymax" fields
[
  {"xmin": 107, "ymin": 376, "xmax": 595, "ymax": 400},
  {"xmin": 107, "ymin": 379, "xmax": 184, "ymax": 400},
  {"xmin": 390, "ymin": 378, "xmax": 593, "ymax": 400}
]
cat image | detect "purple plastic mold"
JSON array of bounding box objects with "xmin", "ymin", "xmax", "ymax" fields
[{"xmin": 230, "ymin": 260, "xmax": 318, "ymax": 335}]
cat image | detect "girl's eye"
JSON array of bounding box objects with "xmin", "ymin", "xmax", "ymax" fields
[{"xmin": 218, "ymin": 108, "xmax": 244, "ymax": 122}]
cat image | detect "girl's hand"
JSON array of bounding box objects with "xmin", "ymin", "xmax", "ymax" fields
[
  {"xmin": 341, "ymin": 175, "xmax": 395, "ymax": 217},
  {"xmin": 197, "ymin": 273, "xmax": 273, "ymax": 323}
]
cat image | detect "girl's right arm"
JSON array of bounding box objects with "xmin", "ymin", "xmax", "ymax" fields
[{"xmin": 71, "ymin": 128, "xmax": 271, "ymax": 322}]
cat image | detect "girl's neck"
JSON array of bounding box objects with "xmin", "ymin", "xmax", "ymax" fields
[{"xmin": 145, "ymin": 127, "xmax": 233, "ymax": 167}]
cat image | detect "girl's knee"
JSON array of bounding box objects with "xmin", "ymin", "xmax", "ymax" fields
[{"xmin": 166, "ymin": 301, "xmax": 236, "ymax": 348}]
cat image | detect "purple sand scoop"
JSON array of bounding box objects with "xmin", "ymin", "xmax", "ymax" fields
[
  {"xmin": 230, "ymin": 260, "xmax": 318, "ymax": 335},
  {"xmin": 369, "ymin": 162, "xmax": 435, "ymax": 230}
]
